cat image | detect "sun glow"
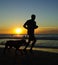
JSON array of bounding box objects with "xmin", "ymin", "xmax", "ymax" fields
[{"xmin": 15, "ymin": 28, "xmax": 22, "ymax": 34}]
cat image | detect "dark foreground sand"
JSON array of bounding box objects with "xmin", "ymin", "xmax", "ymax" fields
[{"xmin": 0, "ymin": 48, "xmax": 58, "ymax": 65}]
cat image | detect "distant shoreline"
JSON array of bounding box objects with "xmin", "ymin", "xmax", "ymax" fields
[
  {"xmin": 0, "ymin": 37, "xmax": 58, "ymax": 40},
  {"xmin": 0, "ymin": 34, "xmax": 58, "ymax": 40}
]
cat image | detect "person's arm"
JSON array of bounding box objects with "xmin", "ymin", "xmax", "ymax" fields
[
  {"xmin": 23, "ymin": 21, "xmax": 28, "ymax": 29},
  {"xmin": 34, "ymin": 22, "xmax": 38, "ymax": 29}
]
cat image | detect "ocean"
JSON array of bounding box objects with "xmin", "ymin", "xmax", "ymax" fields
[{"xmin": 0, "ymin": 34, "xmax": 58, "ymax": 53}]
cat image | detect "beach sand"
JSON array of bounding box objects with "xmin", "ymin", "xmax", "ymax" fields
[{"xmin": 0, "ymin": 48, "xmax": 58, "ymax": 65}]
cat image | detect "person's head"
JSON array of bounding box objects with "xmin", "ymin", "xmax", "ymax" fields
[{"xmin": 31, "ymin": 14, "xmax": 36, "ymax": 20}]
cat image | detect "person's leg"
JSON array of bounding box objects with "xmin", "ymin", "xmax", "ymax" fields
[
  {"xmin": 23, "ymin": 39, "xmax": 30, "ymax": 51},
  {"xmin": 30, "ymin": 38, "xmax": 36, "ymax": 51}
]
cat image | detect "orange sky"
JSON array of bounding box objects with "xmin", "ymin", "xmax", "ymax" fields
[
  {"xmin": 37, "ymin": 27, "xmax": 58, "ymax": 34},
  {"xmin": 0, "ymin": 27, "xmax": 58, "ymax": 34}
]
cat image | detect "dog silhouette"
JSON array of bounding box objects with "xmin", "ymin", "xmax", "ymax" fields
[{"xmin": 4, "ymin": 39, "xmax": 26, "ymax": 55}]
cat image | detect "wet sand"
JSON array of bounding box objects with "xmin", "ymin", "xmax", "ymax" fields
[{"xmin": 0, "ymin": 48, "xmax": 58, "ymax": 65}]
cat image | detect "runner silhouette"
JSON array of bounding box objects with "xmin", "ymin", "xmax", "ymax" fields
[{"xmin": 23, "ymin": 14, "xmax": 38, "ymax": 53}]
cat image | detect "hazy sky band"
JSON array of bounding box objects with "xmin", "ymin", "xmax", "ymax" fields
[{"xmin": 0, "ymin": 0, "xmax": 58, "ymax": 34}]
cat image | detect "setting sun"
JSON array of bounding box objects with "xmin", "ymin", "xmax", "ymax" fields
[
  {"xmin": 15, "ymin": 28, "xmax": 22, "ymax": 34},
  {"xmin": 12, "ymin": 27, "xmax": 27, "ymax": 34}
]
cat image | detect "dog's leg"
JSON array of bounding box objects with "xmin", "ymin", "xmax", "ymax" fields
[
  {"xmin": 15, "ymin": 47, "xmax": 21, "ymax": 55},
  {"xmin": 7, "ymin": 46, "xmax": 12, "ymax": 53},
  {"xmin": 15, "ymin": 48, "xmax": 18, "ymax": 55},
  {"xmin": 3, "ymin": 45, "xmax": 8, "ymax": 54}
]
